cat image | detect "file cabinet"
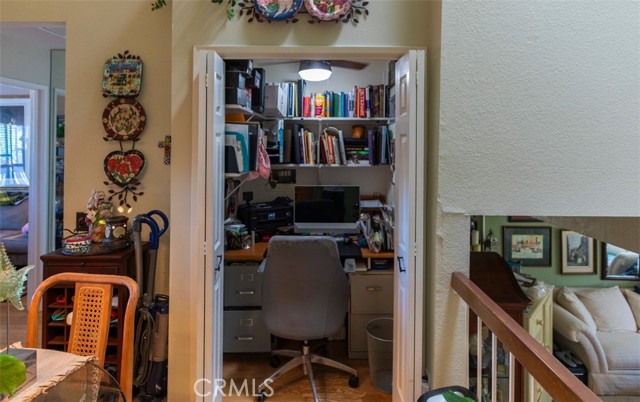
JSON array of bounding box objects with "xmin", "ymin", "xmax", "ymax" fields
[
  {"xmin": 348, "ymin": 270, "xmax": 393, "ymax": 358},
  {"xmin": 223, "ymin": 263, "xmax": 271, "ymax": 353}
]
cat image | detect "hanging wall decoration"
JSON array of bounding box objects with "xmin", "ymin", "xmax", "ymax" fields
[
  {"xmin": 151, "ymin": 0, "xmax": 368, "ymax": 24},
  {"xmin": 100, "ymin": 50, "xmax": 146, "ymax": 210}
]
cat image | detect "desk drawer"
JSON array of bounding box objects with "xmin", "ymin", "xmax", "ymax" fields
[
  {"xmin": 225, "ymin": 264, "xmax": 262, "ymax": 307},
  {"xmin": 350, "ymin": 273, "xmax": 393, "ymax": 315},
  {"xmin": 223, "ymin": 310, "xmax": 271, "ymax": 353}
]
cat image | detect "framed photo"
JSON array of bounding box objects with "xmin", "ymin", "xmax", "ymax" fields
[
  {"xmin": 507, "ymin": 216, "xmax": 541, "ymax": 223},
  {"xmin": 561, "ymin": 231, "xmax": 595, "ymax": 274},
  {"xmin": 601, "ymin": 243, "xmax": 640, "ymax": 280},
  {"xmin": 503, "ymin": 226, "xmax": 552, "ymax": 267}
]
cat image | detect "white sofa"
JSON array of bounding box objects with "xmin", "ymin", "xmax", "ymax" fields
[{"xmin": 553, "ymin": 286, "xmax": 640, "ymax": 396}]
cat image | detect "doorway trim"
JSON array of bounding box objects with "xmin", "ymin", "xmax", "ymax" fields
[
  {"xmin": 0, "ymin": 76, "xmax": 50, "ymax": 303},
  {"xmin": 188, "ymin": 45, "xmax": 425, "ymax": 400}
]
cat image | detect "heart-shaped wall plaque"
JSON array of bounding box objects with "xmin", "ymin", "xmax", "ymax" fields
[{"xmin": 103, "ymin": 150, "xmax": 146, "ymax": 187}]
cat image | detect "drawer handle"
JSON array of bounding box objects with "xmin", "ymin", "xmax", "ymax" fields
[
  {"xmin": 237, "ymin": 290, "xmax": 256, "ymax": 295},
  {"xmin": 366, "ymin": 286, "xmax": 383, "ymax": 292},
  {"xmin": 235, "ymin": 336, "xmax": 255, "ymax": 341},
  {"xmin": 536, "ymin": 319, "xmax": 544, "ymax": 325}
]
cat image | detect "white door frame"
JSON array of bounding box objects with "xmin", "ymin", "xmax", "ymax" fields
[
  {"xmin": 190, "ymin": 45, "xmax": 425, "ymax": 400},
  {"xmin": 0, "ymin": 76, "xmax": 51, "ymax": 302}
]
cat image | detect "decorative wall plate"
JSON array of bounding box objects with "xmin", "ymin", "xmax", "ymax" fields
[
  {"xmin": 253, "ymin": 0, "xmax": 303, "ymax": 20},
  {"xmin": 102, "ymin": 54, "xmax": 143, "ymax": 97},
  {"xmin": 103, "ymin": 150, "xmax": 146, "ymax": 187},
  {"xmin": 102, "ymin": 98, "xmax": 146, "ymax": 141},
  {"xmin": 304, "ymin": 0, "xmax": 351, "ymax": 21}
]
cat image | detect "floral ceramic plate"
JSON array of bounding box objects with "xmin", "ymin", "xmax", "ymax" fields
[
  {"xmin": 103, "ymin": 150, "xmax": 146, "ymax": 187},
  {"xmin": 253, "ymin": 0, "xmax": 303, "ymax": 21},
  {"xmin": 102, "ymin": 98, "xmax": 146, "ymax": 141},
  {"xmin": 304, "ymin": 0, "xmax": 351, "ymax": 21}
]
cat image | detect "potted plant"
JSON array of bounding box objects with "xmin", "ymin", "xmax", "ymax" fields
[
  {"xmin": 0, "ymin": 353, "xmax": 26, "ymax": 400},
  {"xmin": 0, "ymin": 242, "xmax": 33, "ymax": 399}
]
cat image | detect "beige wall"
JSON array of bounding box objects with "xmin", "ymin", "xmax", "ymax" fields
[
  {"xmin": 169, "ymin": 0, "xmax": 434, "ymax": 398},
  {"xmin": 0, "ymin": 2, "xmax": 172, "ymax": 294}
]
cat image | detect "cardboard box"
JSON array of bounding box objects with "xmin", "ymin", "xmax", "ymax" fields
[{"xmin": 264, "ymin": 84, "xmax": 287, "ymax": 118}]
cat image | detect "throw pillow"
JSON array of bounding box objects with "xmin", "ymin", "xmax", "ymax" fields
[
  {"xmin": 576, "ymin": 286, "xmax": 637, "ymax": 332},
  {"xmin": 623, "ymin": 288, "xmax": 640, "ymax": 331},
  {"xmin": 556, "ymin": 287, "xmax": 597, "ymax": 332}
]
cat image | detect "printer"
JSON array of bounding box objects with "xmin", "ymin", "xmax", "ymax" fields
[{"xmin": 237, "ymin": 196, "xmax": 293, "ymax": 234}]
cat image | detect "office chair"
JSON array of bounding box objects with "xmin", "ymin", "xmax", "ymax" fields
[
  {"xmin": 256, "ymin": 235, "xmax": 359, "ymax": 401},
  {"xmin": 26, "ymin": 272, "xmax": 139, "ymax": 402}
]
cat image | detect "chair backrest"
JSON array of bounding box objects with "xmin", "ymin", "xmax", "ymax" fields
[
  {"xmin": 261, "ymin": 235, "xmax": 348, "ymax": 341},
  {"xmin": 26, "ymin": 272, "xmax": 139, "ymax": 402}
]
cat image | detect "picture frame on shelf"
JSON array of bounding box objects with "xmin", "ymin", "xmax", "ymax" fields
[
  {"xmin": 503, "ymin": 226, "xmax": 552, "ymax": 267},
  {"xmin": 601, "ymin": 243, "xmax": 640, "ymax": 280},
  {"xmin": 561, "ymin": 230, "xmax": 595, "ymax": 274}
]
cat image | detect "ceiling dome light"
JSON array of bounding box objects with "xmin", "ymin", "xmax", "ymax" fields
[{"xmin": 298, "ymin": 60, "xmax": 332, "ymax": 81}]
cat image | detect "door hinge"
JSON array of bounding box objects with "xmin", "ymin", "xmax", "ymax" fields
[{"xmin": 205, "ymin": 72, "xmax": 209, "ymax": 88}]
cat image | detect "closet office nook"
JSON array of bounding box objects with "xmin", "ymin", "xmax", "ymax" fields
[{"xmin": 193, "ymin": 48, "xmax": 425, "ymax": 402}]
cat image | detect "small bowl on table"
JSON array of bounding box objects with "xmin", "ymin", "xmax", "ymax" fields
[{"xmin": 63, "ymin": 234, "xmax": 92, "ymax": 255}]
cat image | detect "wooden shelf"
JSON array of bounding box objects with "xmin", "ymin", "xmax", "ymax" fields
[{"xmin": 40, "ymin": 244, "xmax": 145, "ymax": 381}]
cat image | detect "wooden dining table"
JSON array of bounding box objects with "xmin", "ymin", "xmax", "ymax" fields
[{"xmin": 6, "ymin": 346, "xmax": 124, "ymax": 402}]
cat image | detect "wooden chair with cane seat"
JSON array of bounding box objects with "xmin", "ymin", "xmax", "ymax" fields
[{"xmin": 26, "ymin": 272, "xmax": 139, "ymax": 402}]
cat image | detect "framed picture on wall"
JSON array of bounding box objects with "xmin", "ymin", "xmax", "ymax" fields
[
  {"xmin": 507, "ymin": 216, "xmax": 541, "ymax": 223},
  {"xmin": 561, "ymin": 230, "xmax": 596, "ymax": 274},
  {"xmin": 601, "ymin": 243, "xmax": 640, "ymax": 280},
  {"xmin": 503, "ymin": 226, "xmax": 552, "ymax": 267}
]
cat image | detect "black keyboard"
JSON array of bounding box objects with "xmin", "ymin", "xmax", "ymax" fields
[{"xmin": 337, "ymin": 242, "xmax": 362, "ymax": 259}]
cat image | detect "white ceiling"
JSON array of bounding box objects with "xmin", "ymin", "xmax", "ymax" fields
[{"xmin": 0, "ymin": 22, "xmax": 66, "ymax": 96}]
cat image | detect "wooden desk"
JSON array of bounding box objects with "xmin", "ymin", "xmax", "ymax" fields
[
  {"xmin": 224, "ymin": 242, "xmax": 395, "ymax": 358},
  {"xmin": 225, "ymin": 241, "xmax": 394, "ymax": 262}
]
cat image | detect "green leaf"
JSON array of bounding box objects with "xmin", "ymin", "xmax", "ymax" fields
[
  {"xmin": 0, "ymin": 354, "xmax": 27, "ymax": 396},
  {"xmin": 442, "ymin": 390, "xmax": 475, "ymax": 402}
]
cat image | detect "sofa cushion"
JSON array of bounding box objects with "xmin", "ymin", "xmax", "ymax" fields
[
  {"xmin": 557, "ymin": 287, "xmax": 597, "ymax": 332},
  {"xmin": 0, "ymin": 200, "xmax": 28, "ymax": 230},
  {"xmin": 576, "ymin": 286, "xmax": 636, "ymax": 332},
  {"xmin": 597, "ymin": 331, "xmax": 640, "ymax": 370},
  {"xmin": 623, "ymin": 289, "xmax": 640, "ymax": 330}
]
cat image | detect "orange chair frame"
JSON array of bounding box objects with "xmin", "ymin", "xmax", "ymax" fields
[{"xmin": 26, "ymin": 272, "xmax": 139, "ymax": 402}]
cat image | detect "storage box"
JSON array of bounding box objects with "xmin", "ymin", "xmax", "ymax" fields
[
  {"xmin": 226, "ymin": 59, "xmax": 253, "ymax": 76},
  {"xmin": 225, "ymin": 71, "xmax": 246, "ymax": 89},
  {"xmin": 250, "ymin": 68, "xmax": 266, "ymax": 114},
  {"xmin": 264, "ymin": 84, "xmax": 287, "ymax": 118},
  {"xmin": 225, "ymin": 87, "xmax": 247, "ymax": 107}
]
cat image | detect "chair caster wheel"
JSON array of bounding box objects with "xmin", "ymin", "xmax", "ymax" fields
[
  {"xmin": 269, "ymin": 356, "xmax": 280, "ymax": 368},
  {"xmin": 256, "ymin": 392, "xmax": 266, "ymax": 401},
  {"xmin": 349, "ymin": 375, "xmax": 360, "ymax": 388}
]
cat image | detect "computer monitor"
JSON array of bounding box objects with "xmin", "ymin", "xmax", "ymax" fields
[{"xmin": 293, "ymin": 185, "xmax": 361, "ymax": 234}]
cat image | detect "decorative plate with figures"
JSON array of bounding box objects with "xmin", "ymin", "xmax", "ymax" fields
[{"xmin": 253, "ymin": 0, "xmax": 303, "ymax": 20}]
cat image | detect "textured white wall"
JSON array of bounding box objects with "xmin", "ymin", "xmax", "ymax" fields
[{"xmin": 440, "ymin": 1, "xmax": 640, "ymax": 216}]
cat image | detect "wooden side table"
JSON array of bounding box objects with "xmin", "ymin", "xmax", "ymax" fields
[{"xmin": 39, "ymin": 244, "xmax": 146, "ymax": 379}]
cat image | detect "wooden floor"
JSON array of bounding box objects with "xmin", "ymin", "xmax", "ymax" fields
[
  {"xmin": 3, "ymin": 299, "xmax": 390, "ymax": 401},
  {"xmin": 222, "ymin": 341, "xmax": 392, "ymax": 402}
]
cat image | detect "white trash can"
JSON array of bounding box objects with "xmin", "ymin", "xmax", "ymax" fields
[{"xmin": 366, "ymin": 317, "xmax": 393, "ymax": 393}]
